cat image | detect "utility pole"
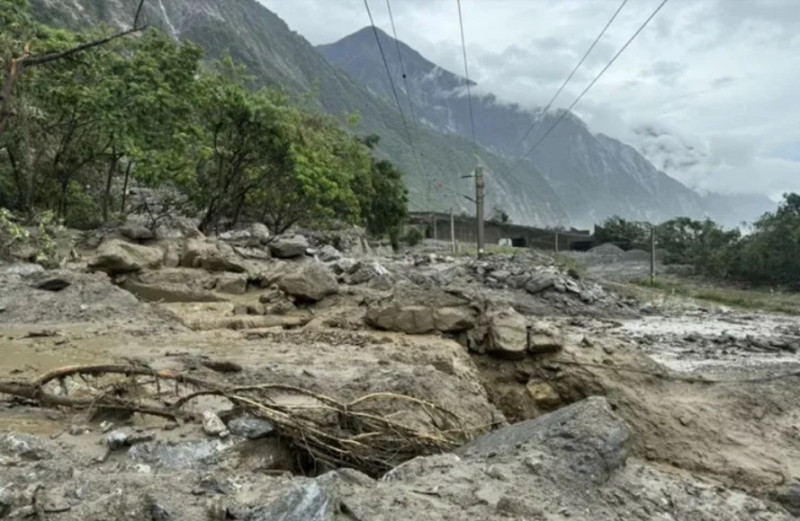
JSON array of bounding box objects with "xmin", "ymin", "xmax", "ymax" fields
[
  {"xmin": 450, "ymin": 207, "xmax": 456, "ymax": 254},
  {"xmin": 554, "ymin": 230, "xmax": 559, "ymax": 253},
  {"xmin": 649, "ymin": 226, "xmax": 656, "ymax": 285},
  {"xmin": 475, "ymin": 166, "xmax": 485, "ymax": 258},
  {"xmin": 432, "ymin": 214, "xmax": 438, "ymax": 241}
]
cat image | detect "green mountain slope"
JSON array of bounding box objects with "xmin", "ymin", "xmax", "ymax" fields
[{"xmin": 30, "ymin": 0, "xmax": 569, "ymax": 226}]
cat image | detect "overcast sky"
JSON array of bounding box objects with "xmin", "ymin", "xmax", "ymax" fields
[{"xmin": 259, "ymin": 0, "xmax": 800, "ymax": 198}]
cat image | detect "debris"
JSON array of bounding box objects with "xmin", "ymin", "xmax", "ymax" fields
[{"xmin": 202, "ymin": 412, "xmax": 230, "ymax": 438}]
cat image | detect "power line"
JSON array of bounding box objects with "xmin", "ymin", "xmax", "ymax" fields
[
  {"xmin": 456, "ymin": 0, "xmax": 478, "ymax": 154},
  {"xmin": 362, "ymin": 0, "xmax": 416, "ymax": 156},
  {"xmin": 507, "ymin": 0, "xmax": 630, "ymax": 161},
  {"xmin": 384, "ymin": 0, "xmax": 433, "ymax": 211},
  {"xmin": 507, "ymin": 0, "xmax": 670, "ymax": 178}
]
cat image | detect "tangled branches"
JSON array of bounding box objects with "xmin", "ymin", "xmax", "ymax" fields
[{"xmin": 0, "ymin": 363, "xmax": 475, "ymax": 477}]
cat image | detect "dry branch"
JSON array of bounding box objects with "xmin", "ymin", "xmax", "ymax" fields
[{"xmin": 0, "ymin": 362, "xmax": 476, "ymax": 476}]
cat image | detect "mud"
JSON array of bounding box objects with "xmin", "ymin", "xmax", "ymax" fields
[{"xmin": 1, "ymin": 232, "xmax": 800, "ymax": 519}]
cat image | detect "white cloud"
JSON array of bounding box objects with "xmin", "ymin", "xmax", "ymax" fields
[{"xmin": 259, "ymin": 0, "xmax": 800, "ymax": 196}]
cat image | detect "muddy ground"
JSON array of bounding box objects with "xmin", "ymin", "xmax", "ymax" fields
[{"xmin": 2, "ymin": 228, "xmax": 800, "ymax": 520}]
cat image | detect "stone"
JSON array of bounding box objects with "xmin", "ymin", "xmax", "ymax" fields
[
  {"xmin": 0, "ymin": 263, "xmax": 44, "ymax": 277},
  {"xmin": 0, "ymin": 433, "xmax": 52, "ymax": 461},
  {"xmin": 234, "ymin": 246, "xmax": 271, "ymax": 261},
  {"xmin": 331, "ymin": 258, "xmax": 361, "ymax": 276},
  {"xmin": 486, "ymin": 307, "xmax": 529, "ymax": 359},
  {"xmin": 227, "ymin": 416, "xmax": 275, "ymax": 439},
  {"xmin": 259, "ymin": 288, "xmax": 283, "ymax": 304},
  {"xmin": 31, "ymin": 274, "xmax": 71, "ymax": 291},
  {"xmin": 249, "ymin": 222, "xmax": 270, "ymax": 243},
  {"xmin": 129, "ymin": 439, "xmax": 235, "ymax": 470},
  {"xmin": 215, "ymin": 273, "xmax": 248, "ymax": 295},
  {"xmin": 490, "ymin": 270, "xmax": 511, "ymax": 282},
  {"xmin": 202, "ymin": 411, "xmax": 229, "ymax": 438},
  {"xmin": 525, "ymin": 271, "xmax": 557, "ymax": 294},
  {"xmin": 775, "ymin": 479, "xmax": 800, "ymax": 515},
  {"xmin": 365, "ymin": 305, "xmax": 435, "ymax": 334},
  {"xmin": 219, "ymin": 229, "xmax": 251, "ymax": 242},
  {"xmin": 433, "ymin": 307, "xmax": 477, "ymax": 333},
  {"xmin": 89, "ymin": 239, "xmax": 163, "ymax": 275},
  {"xmin": 180, "ymin": 239, "xmax": 246, "ymax": 273},
  {"xmin": 246, "ymin": 481, "xmax": 331, "ymax": 521},
  {"xmin": 106, "ymin": 430, "xmax": 130, "ymax": 451},
  {"xmin": 456, "ymin": 397, "xmax": 630, "ymax": 485},
  {"xmin": 269, "ymin": 235, "xmax": 310, "ymax": 259},
  {"xmin": 525, "ymin": 381, "xmax": 563, "ymax": 409},
  {"xmin": 318, "ymin": 245, "xmax": 343, "ymax": 262},
  {"xmin": 527, "ymin": 322, "xmax": 564, "ymax": 354},
  {"xmin": 119, "ymin": 223, "xmax": 155, "ymax": 241},
  {"xmin": 121, "ymin": 280, "xmax": 227, "ymax": 303},
  {"xmin": 278, "ymin": 263, "xmax": 338, "ymax": 302}
]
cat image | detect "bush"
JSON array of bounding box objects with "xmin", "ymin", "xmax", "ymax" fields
[{"xmin": 402, "ymin": 227, "xmax": 424, "ymax": 247}]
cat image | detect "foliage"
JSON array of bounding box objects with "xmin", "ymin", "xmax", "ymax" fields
[
  {"xmin": 0, "ymin": 208, "xmax": 61, "ymax": 266},
  {"xmin": 402, "ymin": 227, "xmax": 424, "ymax": 247},
  {"xmin": 594, "ymin": 216, "xmax": 651, "ymax": 251},
  {"xmin": 0, "ymin": 4, "xmax": 408, "ymax": 235},
  {"xmin": 488, "ymin": 206, "xmax": 511, "ymax": 224},
  {"xmin": 654, "ymin": 217, "xmax": 740, "ymax": 277}
]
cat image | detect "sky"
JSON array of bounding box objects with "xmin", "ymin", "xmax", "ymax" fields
[{"xmin": 258, "ymin": 0, "xmax": 800, "ymax": 198}]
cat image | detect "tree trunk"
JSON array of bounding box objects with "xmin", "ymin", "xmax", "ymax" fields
[
  {"xmin": 120, "ymin": 160, "xmax": 132, "ymax": 213},
  {"xmin": 102, "ymin": 147, "xmax": 118, "ymax": 222}
]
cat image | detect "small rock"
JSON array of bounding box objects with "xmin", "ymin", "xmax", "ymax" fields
[
  {"xmin": 69, "ymin": 425, "xmax": 90, "ymax": 436},
  {"xmin": 318, "ymin": 245, "xmax": 343, "ymax": 262},
  {"xmin": 202, "ymin": 412, "xmax": 229, "ymax": 438},
  {"xmin": 227, "ymin": 417, "xmax": 275, "ymax": 439},
  {"xmin": 259, "ymin": 288, "xmax": 283, "ymax": 304},
  {"xmin": 215, "ymin": 274, "xmax": 247, "ymax": 295},
  {"xmin": 119, "ymin": 223, "xmax": 155, "ymax": 241},
  {"xmin": 525, "ymin": 271, "xmax": 557, "ymax": 294},
  {"xmin": 525, "ymin": 381, "xmax": 562, "ymax": 409},
  {"xmin": 486, "ymin": 307, "xmax": 529, "ymax": 359},
  {"xmin": 247, "ymin": 481, "xmax": 331, "ymax": 521},
  {"xmin": 249, "ymin": 223, "xmax": 270, "ymax": 243},
  {"xmin": 268, "ymin": 235, "xmax": 310, "ymax": 259},
  {"xmin": 106, "ymin": 431, "xmax": 129, "ymax": 450}
]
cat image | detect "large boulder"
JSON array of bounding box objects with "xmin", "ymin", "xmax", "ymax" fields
[
  {"xmin": 365, "ymin": 305, "xmax": 435, "ymax": 334},
  {"xmin": 433, "ymin": 307, "xmax": 477, "ymax": 333},
  {"xmin": 486, "ymin": 307, "xmax": 529, "ymax": 359},
  {"xmin": 278, "ymin": 262, "xmax": 338, "ymax": 301},
  {"xmin": 269, "ymin": 235, "xmax": 310, "ymax": 259},
  {"xmin": 180, "ymin": 238, "xmax": 246, "ymax": 273},
  {"xmin": 119, "ymin": 223, "xmax": 155, "ymax": 241},
  {"xmin": 89, "ymin": 239, "xmax": 163, "ymax": 275},
  {"xmin": 456, "ymin": 396, "xmax": 630, "ymax": 484},
  {"xmin": 249, "ymin": 222, "xmax": 270, "ymax": 243}
]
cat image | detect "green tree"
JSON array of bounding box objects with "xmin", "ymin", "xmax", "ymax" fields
[
  {"xmin": 595, "ymin": 216, "xmax": 650, "ymax": 251},
  {"xmin": 655, "ymin": 217, "xmax": 740, "ymax": 276}
]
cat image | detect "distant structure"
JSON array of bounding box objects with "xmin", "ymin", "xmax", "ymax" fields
[{"xmin": 407, "ymin": 212, "xmax": 594, "ymax": 252}]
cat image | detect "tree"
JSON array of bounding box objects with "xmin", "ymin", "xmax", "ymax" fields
[
  {"xmin": 488, "ymin": 206, "xmax": 511, "ymax": 224},
  {"xmin": 655, "ymin": 217, "xmax": 740, "ymax": 276},
  {"xmin": 594, "ymin": 216, "xmax": 650, "ymax": 251}
]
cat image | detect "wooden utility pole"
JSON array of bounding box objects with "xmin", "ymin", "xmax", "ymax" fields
[
  {"xmin": 475, "ymin": 166, "xmax": 485, "ymax": 257},
  {"xmin": 450, "ymin": 207, "xmax": 456, "ymax": 254},
  {"xmin": 649, "ymin": 226, "xmax": 656, "ymax": 285}
]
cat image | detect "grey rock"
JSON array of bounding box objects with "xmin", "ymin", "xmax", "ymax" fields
[
  {"xmin": 250, "ymin": 222, "xmax": 271, "ymax": 242},
  {"xmin": 215, "ymin": 273, "xmax": 248, "ymax": 295},
  {"xmin": 106, "ymin": 430, "xmax": 130, "ymax": 450},
  {"xmin": 128, "ymin": 439, "xmax": 234, "ymax": 469},
  {"xmin": 318, "ymin": 244, "xmax": 343, "ymax": 262},
  {"xmin": 119, "ymin": 223, "xmax": 155, "ymax": 241},
  {"xmin": 433, "ymin": 307, "xmax": 477, "ymax": 333},
  {"xmin": 269, "ymin": 235, "xmax": 310, "ymax": 259},
  {"xmin": 490, "ymin": 269, "xmax": 511, "ymax": 282},
  {"xmin": 219, "ymin": 229, "xmax": 251, "ymax": 242},
  {"xmin": 331, "ymin": 258, "xmax": 361, "ymax": 276},
  {"xmin": 456, "ymin": 397, "xmax": 630, "ymax": 484},
  {"xmin": 525, "ymin": 271, "xmax": 557, "ymax": 294},
  {"xmin": 246, "ymin": 481, "xmax": 331, "ymax": 521},
  {"xmin": 775, "ymin": 479, "xmax": 800, "ymax": 515},
  {"xmin": 89, "ymin": 239, "xmax": 163, "ymax": 274},
  {"xmin": 486, "ymin": 307, "xmax": 529, "ymax": 359},
  {"xmin": 279, "ymin": 263, "xmax": 338, "ymax": 301},
  {"xmin": 0, "ymin": 433, "xmax": 53, "ymax": 461},
  {"xmin": 202, "ymin": 411, "xmax": 230, "ymax": 438},
  {"xmin": 234, "ymin": 246, "xmax": 271, "ymax": 261},
  {"xmin": 180, "ymin": 239, "xmax": 246, "ymax": 273},
  {"xmin": 0, "ymin": 263, "xmax": 44, "ymax": 277},
  {"xmin": 365, "ymin": 305, "xmax": 435, "ymax": 334},
  {"xmin": 227, "ymin": 417, "xmax": 275, "ymax": 440}
]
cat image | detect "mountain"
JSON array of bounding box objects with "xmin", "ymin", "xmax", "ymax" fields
[
  {"xmin": 319, "ymin": 27, "xmax": 770, "ymax": 227},
  {"xmin": 29, "ymin": 0, "xmax": 570, "ymax": 226}
]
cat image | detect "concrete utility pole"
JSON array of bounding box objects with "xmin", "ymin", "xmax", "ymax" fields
[
  {"xmin": 649, "ymin": 226, "xmax": 656, "ymax": 285},
  {"xmin": 450, "ymin": 207, "xmax": 456, "ymax": 254},
  {"xmin": 475, "ymin": 166, "xmax": 485, "ymax": 258},
  {"xmin": 432, "ymin": 214, "xmax": 438, "ymax": 241},
  {"xmin": 554, "ymin": 230, "xmax": 559, "ymax": 253}
]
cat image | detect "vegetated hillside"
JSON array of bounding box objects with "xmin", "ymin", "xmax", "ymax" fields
[
  {"xmin": 30, "ymin": 0, "xmax": 569, "ymax": 226},
  {"xmin": 319, "ymin": 27, "xmax": 769, "ymax": 228}
]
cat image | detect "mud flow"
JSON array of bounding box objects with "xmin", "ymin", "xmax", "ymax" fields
[{"xmin": 2, "ymin": 231, "xmax": 800, "ymax": 520}]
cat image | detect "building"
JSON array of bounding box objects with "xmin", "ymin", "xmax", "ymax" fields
[{"xmin": 408, "ymin": 212, "xmax": 594, "ymax": 251}]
